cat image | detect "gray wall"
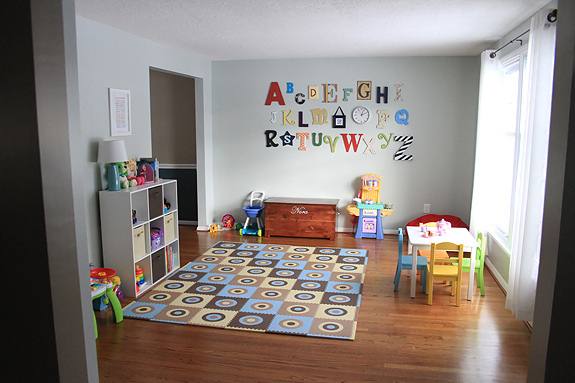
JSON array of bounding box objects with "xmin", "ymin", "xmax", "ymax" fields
[
  {"xmin": 31, "ymin": 1, "xmax": 98, "ymax": 381},
  {"xmin": 76, "ymin": 17, "xmax": 213, "ymax": 265},
  {"xmin": 150, "ymin": 69, "xmax": 197, "ymax": 165},
  {"xmin": 529, "ymin": 0, "xmax": 573, "ymax": 380},
  {"xmin": 212, "ymin": 57, "xmax": 479, "ymax": 229}
]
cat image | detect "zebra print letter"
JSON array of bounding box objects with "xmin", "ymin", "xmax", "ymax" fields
[{"xmin": 393, "ymin": 135, "xmax": 414, "ymax": 161}]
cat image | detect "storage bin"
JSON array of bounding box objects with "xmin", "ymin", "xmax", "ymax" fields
[
  {"xmin": 132, "ymin": 225, "xmax": 146, "ymax": 261},
  {"xmin": 164, "ymin": 212, "xmax": 176, "ymax": 244}
]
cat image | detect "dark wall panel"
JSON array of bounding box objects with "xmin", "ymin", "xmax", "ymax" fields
[{"xmin": 160, "ymin": 168, "xmax": 198, "ymax": 222}]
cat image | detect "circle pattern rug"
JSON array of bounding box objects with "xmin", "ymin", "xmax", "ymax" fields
[{"xmin": 123, "ymin": 241, "xmax": 368, "ymax": 340}]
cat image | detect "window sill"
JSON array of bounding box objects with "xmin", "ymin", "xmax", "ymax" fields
[{"xmin": 487, "ymin": 230, "xmax": 512, "ymax": 256}]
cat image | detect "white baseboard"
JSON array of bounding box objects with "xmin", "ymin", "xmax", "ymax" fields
[
  {"xmin": 485, "ymin": 257, "xmax": 508, "ymax": 294},
  {"xmin": 337, "ymin": 227, "xmax": 398, "ymax": 235}
]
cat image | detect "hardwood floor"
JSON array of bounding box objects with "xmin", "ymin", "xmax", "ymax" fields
[{"xmin": 96, "ymin": 227, "xmax": 530, "ymax": 382}]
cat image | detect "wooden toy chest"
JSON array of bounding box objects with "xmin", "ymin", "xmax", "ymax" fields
[{"xmin": 264, "ymin": 197, "xmax": 338, "ymax": 240}]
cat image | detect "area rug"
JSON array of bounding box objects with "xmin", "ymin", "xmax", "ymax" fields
[{"xmin": 123, "ymin": 241, "xmax": 368, "ymax": 340}]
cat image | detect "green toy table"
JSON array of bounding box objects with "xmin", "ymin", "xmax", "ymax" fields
[{"xmin": 91, "ymin": 283, "xmax": 123, "ymax": 339}]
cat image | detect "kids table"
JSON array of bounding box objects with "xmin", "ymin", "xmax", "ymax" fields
[{"xmin": 405, "ymin": 226, "xmax": 478, "ymax": 301}]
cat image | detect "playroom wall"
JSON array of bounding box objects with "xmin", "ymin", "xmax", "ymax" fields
[
  {"xmin": 212, "ymin": 57, "xmax": 480, "ymax": 232},
  {"xmin": 75, "ymin": 16, "xmax": 214, "ymax": 265}
]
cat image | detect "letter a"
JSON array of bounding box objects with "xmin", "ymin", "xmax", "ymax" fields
[{"xmin": 265, "ymin": 82, "xmax": 285, "ymax": 106}]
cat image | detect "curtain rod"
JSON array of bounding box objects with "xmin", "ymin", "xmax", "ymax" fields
[{"xmin": 489, "ymin": 8, "xmax": 557, "ymax": 59}]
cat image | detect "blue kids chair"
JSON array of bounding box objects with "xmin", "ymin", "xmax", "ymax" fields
[{"xmin": 393, "ymin": 228, "xmax": 427, "ymax": 293}]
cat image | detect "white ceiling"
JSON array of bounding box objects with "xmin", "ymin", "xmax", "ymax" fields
[{"xmin": 75, "ymin": 0, "xmax": 548, "ymax": 60}]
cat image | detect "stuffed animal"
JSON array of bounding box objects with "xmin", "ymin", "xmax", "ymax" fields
[
  {"xmin": 126, "ymin": 159, "xmax": 137, "ymax": 177},
  {"xmin": 119, "ymin": 176, "xmax": 129, "ymax": 189},
  {"xmin": 209, "ymin": 223, "xmax": 221, "ymax": 233},
  {"xmin": 116, "ymin": 162, "xmax": 129, "ymax": 189}
]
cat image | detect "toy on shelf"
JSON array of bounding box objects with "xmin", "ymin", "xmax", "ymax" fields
[
  {"xmin": 150, "ymin": 227, "xmax": 163, "ymax": 251},
  {"xmin": 163, "ymin": 198, "xmax": 171, "ymax": 214},
  {"xmin": 222, "ymin": 214, "xmax": 235, "ymax": 229},
  {"xmin": 116, "ymin": 162, "xmax": 129, "ymax": 189},
  {"xmin": 345, "ymin": 174, "xmax": 393, "ymax": 240},
  {"xmin": 135, "ymin": 265, "xmax": 146, "ymax": 293},
  {"xmin": 138, "ymin": 158, "xmax": 159, "ymax": 183},
  {"xmin": 239, "ymin": 191, "xmax": 265, "ymax": 237}
]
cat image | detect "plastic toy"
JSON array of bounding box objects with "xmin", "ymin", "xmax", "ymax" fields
[
  {"xmin": 138, "ymin": 158, "xmax": 160, "ymax": 182},
  {"xmin": 345, "ymin": 174, "xmax": 393, "ymax": 239},
  {"xmin": 150, "ymin": 227, "xmax": 163, "ymax": 250},
  {"xmin": 91, "ymin": 281, "xmax": 123, "ymax": 339},
  {"xmin": 90, "ymin": 267, "xmax": 124, "ymax": 311},
  {"xmin": 138, "ymin": 162, "xmax": 155, "ymax": 183},
  {"xmin": 209, "ymin": 223, "xmax": 221, "ymax": 233},
  {"xmin": 420, "ymin": 219, "xmax": 452, "ymax": 237},
  {"xmin": 135, "ymin": 265, "xmax": 145, "ymax": 293},
  {"xmin": 163, "ymin": 198, "xmax": 171, "ymax": 213},
  {"xmin": 222, "ymin": 214, "xmax": 235, "ymax": 229},
  {"xmin": 111, "ymin": 275, "xmax": 124, "ymax": 300},
  {"xmin": 239, "ymin": 191, "xmax": 265, "ymax": 237},
  {"xmin": 90, "ymin": 267, "xmax": 117, "ymax": 283}
]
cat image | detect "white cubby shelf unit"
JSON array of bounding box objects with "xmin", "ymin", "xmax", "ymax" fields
[{"xmin": 99, "ymin": 179, "xmax": 180, "ymax": 298}]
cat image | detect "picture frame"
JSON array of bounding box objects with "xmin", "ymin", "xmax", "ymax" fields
[{"xmin": 109, "ymin": 88, "xmax": 132, "ymax": 136}]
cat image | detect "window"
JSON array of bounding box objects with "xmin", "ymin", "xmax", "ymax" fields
[{"xmin": 489, "ymin": 50, "xmax": 527, "ymax": 246}]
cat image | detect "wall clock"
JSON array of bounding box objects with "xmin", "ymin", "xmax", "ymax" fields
[{"xmin": 352, "ymin": 106, "xmax": 370, "ymax": 124}]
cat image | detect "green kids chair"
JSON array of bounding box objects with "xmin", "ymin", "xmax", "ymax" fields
[{"xmin": 450, "ymin": 232, "xmax": 487, "ymax": 296}]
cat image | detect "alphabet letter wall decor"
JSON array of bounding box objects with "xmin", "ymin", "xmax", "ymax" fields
[
  {"xmin": 323, "ymin": 84, "xmax": 338, "ymax": 103},
  {"xmin": 376, "ymin": 110, "xmax": 390, "ymax": 128},
  {"xmin": 280, "ymin": 131, "xmax": 296, "ymax": 146},
  {"xmin": 356, "ymin": 81, "xmax": 372, "ymax": 100},
  {"xmin": 308, "ymin": 85, "xmax": 319, "ymax": 100},
  {"xmin": 296, "ymin": 132, "xmax": 310, "ymax": 151},
  {"xmin": 393, "ymin": 135, "xmax": 414, "ymax": 161},
  {"xmin": 265, "ymin": 130, "xmax": 279, "ymax": 147},
  {"xmin": 395, "ymin": 109, "xmax": 409, "ymax": 125},
  {"xmin": 265, "ymin": 82, "xmax": 285, "ymax": 106},
  {"xmin": 310, "ymin": 108, "xmax": 328, "ymax": 125},
  {"xmin": 332, "ymin": 106, "xmax": 346, "ymax": 129},
  {"xmin": 262, "ymin": 81, "xmax": 416, "ymax": 160}
]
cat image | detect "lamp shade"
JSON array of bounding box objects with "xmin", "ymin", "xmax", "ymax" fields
[{"xmin": 97, "ymin": 139, "xmax": 128, "ymax": 163}]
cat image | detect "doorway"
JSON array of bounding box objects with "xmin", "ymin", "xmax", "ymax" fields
[{"xmin": 149, "ymin": 68, "xmax": 198, "ymax": 224}]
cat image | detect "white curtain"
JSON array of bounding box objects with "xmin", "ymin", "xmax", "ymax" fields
[
  {"xmin": 469, "ymin": 51, "xmax": 503, "ymax": 235},
  {"xmin": 506, "ymin": 7, "xmax": 556, "ymax": 321}
]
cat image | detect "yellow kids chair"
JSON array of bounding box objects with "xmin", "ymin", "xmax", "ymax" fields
[
  {"xmin": 449, "ymin": 232, "xmax": 487, "ymax": 296},
  {"xmin": 417, "ymin": 222, "xmax": 449, "ymax": 260},
  {"xmin": 427, "ymin": 242, "xmax": 464, "ymax": 306}
]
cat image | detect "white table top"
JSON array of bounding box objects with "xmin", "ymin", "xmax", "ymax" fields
[{"xmin": 405, "ymin": 226, "xmax": 477, "ymax": 247}]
